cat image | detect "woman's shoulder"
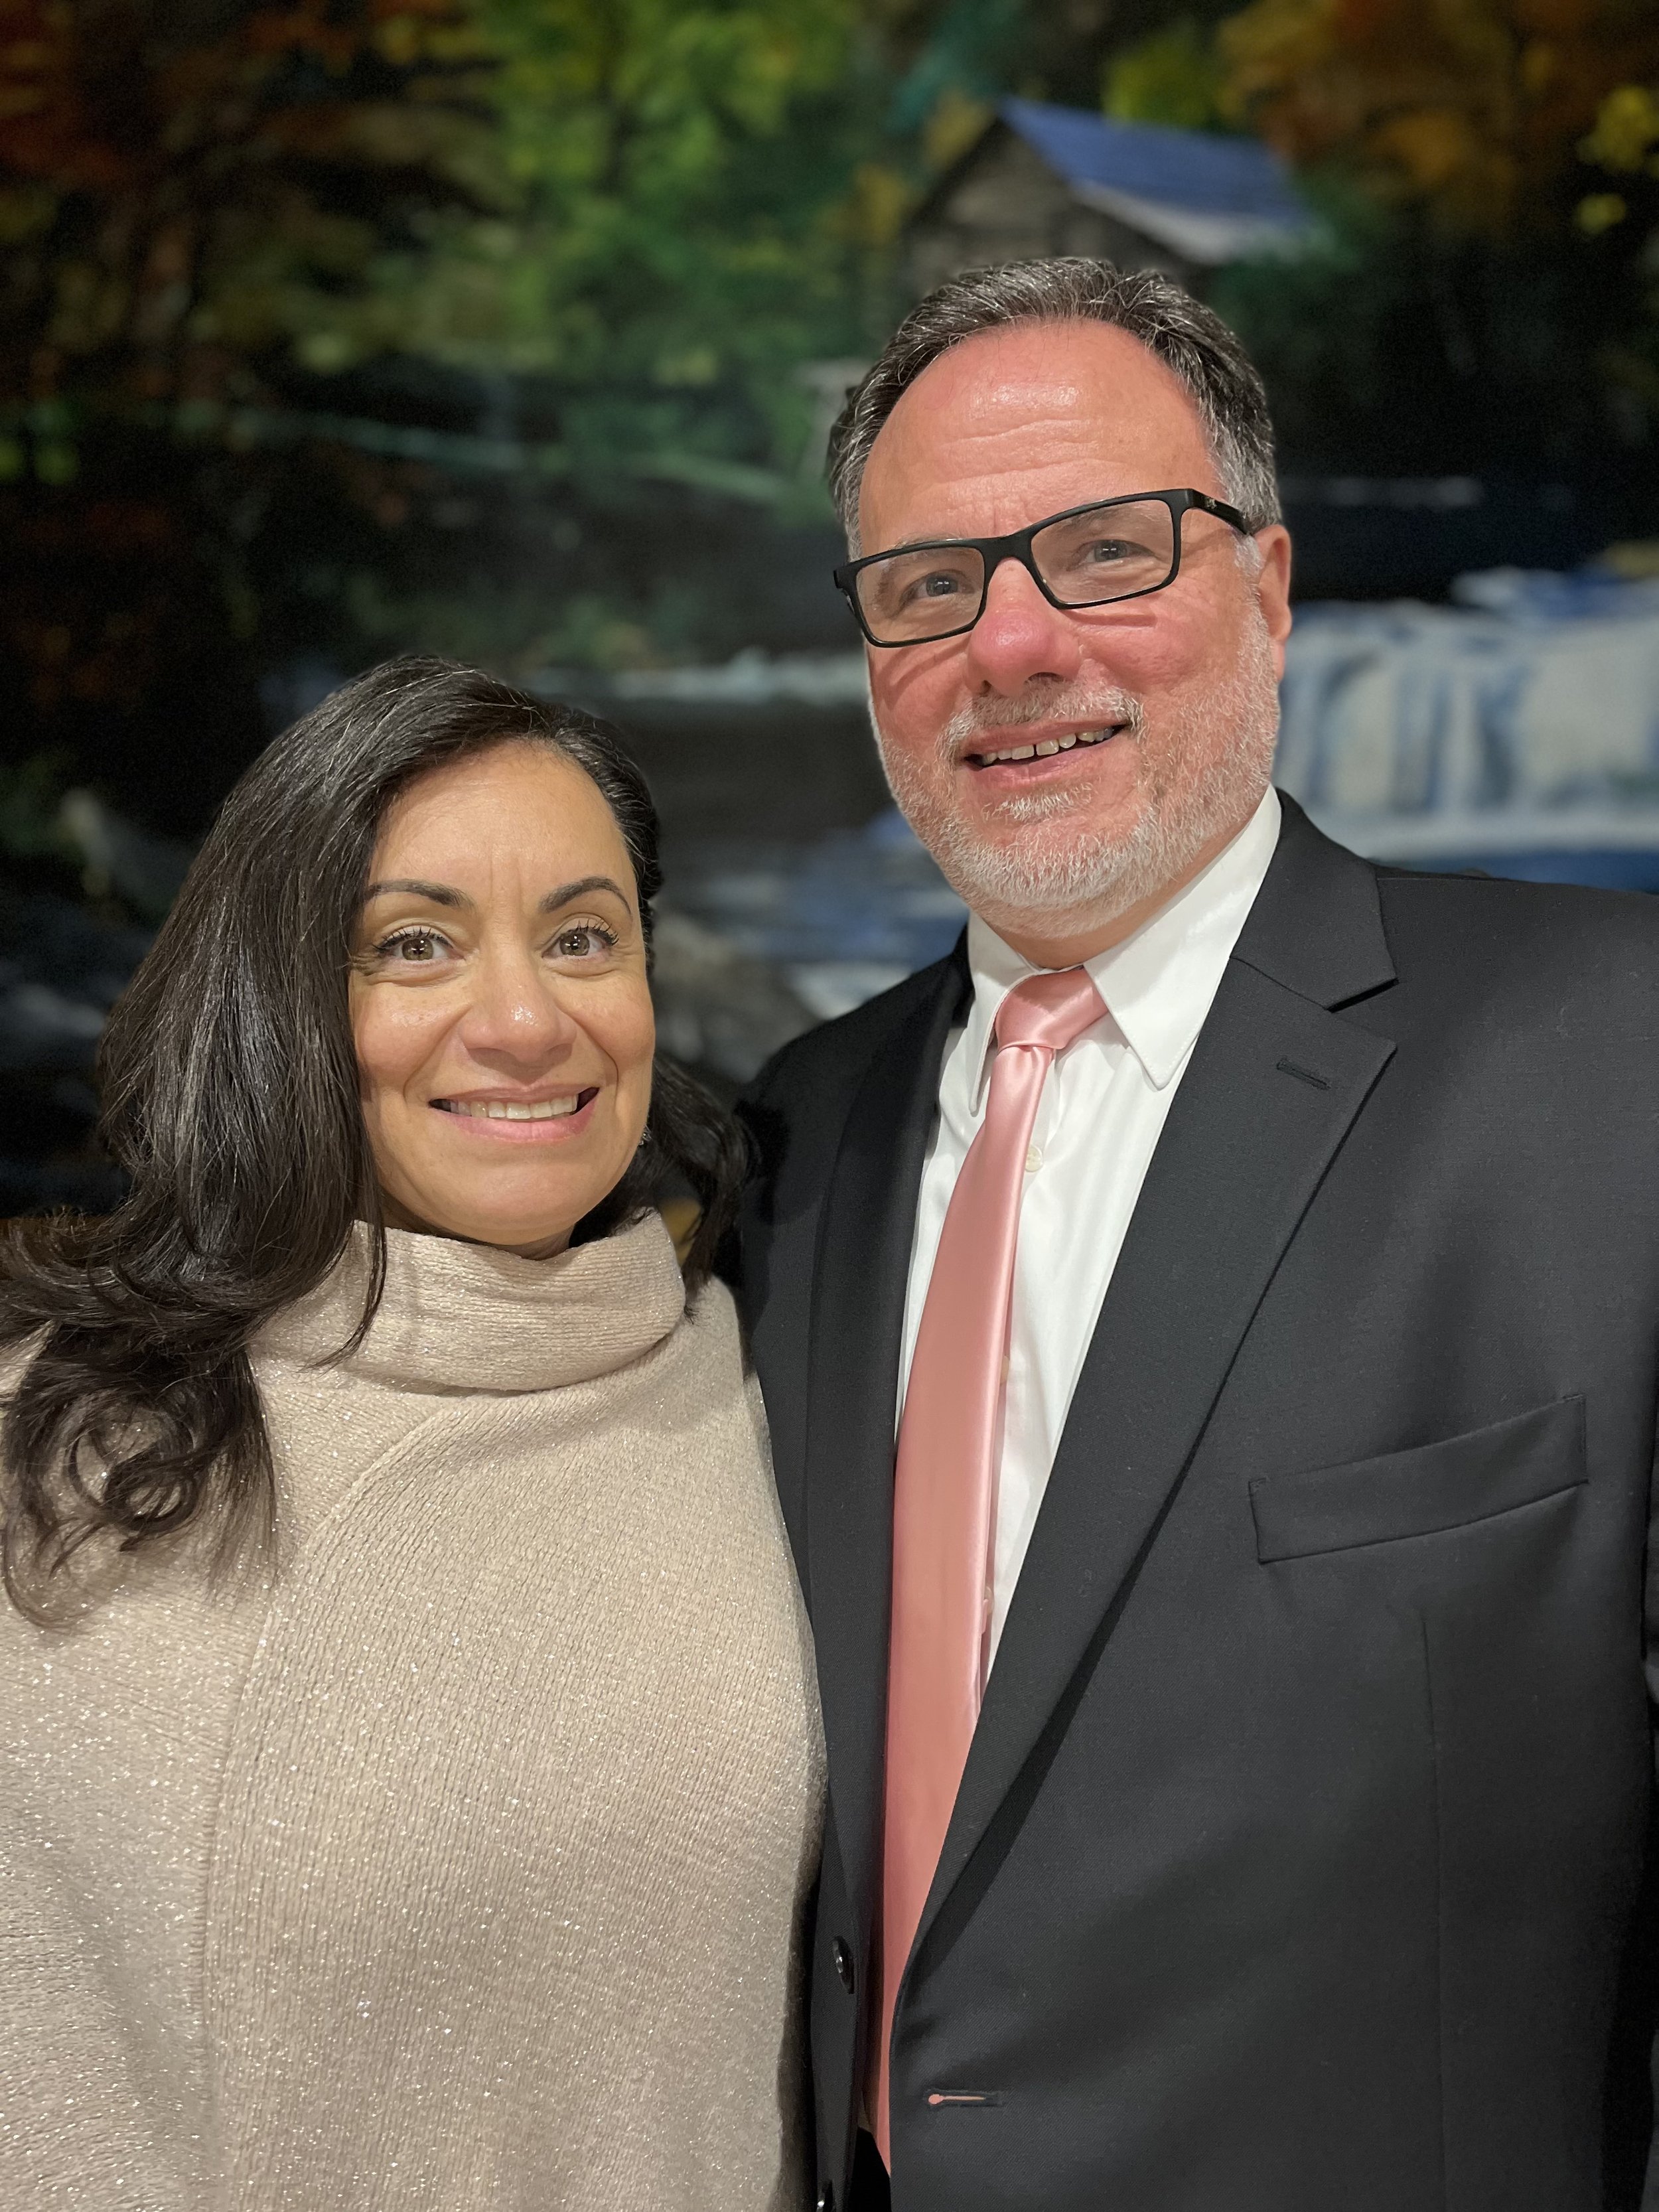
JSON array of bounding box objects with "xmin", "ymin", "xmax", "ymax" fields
[
  {"xmin": 677, "ymin": 1268, "xmax": 760, "ymax": 1386},
  {"xmin": 682, "ymin": 1265, "xmax": 738, "ymax": 1332},
  {"xmin": 615, "ymin": 1264, "xmax": 762, "ymax": 1439}
]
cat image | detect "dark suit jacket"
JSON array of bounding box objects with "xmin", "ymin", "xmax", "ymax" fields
[{"xmin": 734, "ymin": 795, "xmax": 1659, "ymax": 2212}]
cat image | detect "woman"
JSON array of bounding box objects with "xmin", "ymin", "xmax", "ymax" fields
[{"xmin": 0, "ymin": 660, "xmax": 824, "ymax": 2211}]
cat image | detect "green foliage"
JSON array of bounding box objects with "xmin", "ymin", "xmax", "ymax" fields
[
  {"xmin": 882, "ymin": 0, "xmax": 1030, "ymax": 131},
  {"xmin": 1104, "ymin": 20, "xmax": 1228, "ymax": 132},
  {"xmin": 407, "ymin": 0, "xmax": 907, "ymax": 485}
]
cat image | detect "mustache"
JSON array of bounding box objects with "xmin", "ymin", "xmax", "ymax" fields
[{"xmin": 934, "ymin": 686, "xmax": 1145, "ymax": 760}]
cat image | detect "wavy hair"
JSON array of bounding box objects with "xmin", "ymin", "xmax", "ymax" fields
[{"xmin": 1, "ymin": 657, "xmax": 745, "ymax": 1621}]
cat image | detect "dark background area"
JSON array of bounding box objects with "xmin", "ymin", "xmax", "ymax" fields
[{"xmin": 5, "ymin": 0, "xmax": 1659, "ymax": 1209}]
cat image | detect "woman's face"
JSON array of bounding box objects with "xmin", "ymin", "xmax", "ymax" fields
[{"xmin": 349, "ymin": 742, "xmax": 655, "ymax": 1256}]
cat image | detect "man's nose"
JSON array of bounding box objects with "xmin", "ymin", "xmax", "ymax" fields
[
  {"xmin": 963, "ymin": 557, "xmax": 1084, "ymax": 694},
  {"xmin": 457, "ymin": 952, "xmax": 579, "ymax": 1063}
]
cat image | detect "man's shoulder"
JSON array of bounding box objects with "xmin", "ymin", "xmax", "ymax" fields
[
  {"xmin": 1372, "ymin": 863, "xmax": 1659, "ymax": 983},
  {"xmin": 1342, "ymin": 862, "xmax": 1659, "ymax": 1079},
  {"xmin": 1273, "ymin": 798, "xmax": 1659, "ymax": 980},
  {"xmin": 735, "ymin": 950, "xmax": 961, "ymax": 1201},
  {"xmin": 750, "ymin": 948, "xmax": 962, "ymax": 1116},
  {"xmin": 1374, "ymin": 859, "xmax": 1659, "ymax": 924}
]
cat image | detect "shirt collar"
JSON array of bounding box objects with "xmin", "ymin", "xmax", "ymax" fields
[{"xmin": 962, "ymin": 786, "xmax": 1282, "ymax": 1103}]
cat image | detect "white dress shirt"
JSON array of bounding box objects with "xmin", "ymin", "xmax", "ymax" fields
[{"xmin": 898, "ymin": 787, "xmax": 1282, "ymax": 1667}]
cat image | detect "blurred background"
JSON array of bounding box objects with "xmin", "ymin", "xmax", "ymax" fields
[{"xmin": 3, "ymin": 0, "xmax": 1659, "ymax": 1212}]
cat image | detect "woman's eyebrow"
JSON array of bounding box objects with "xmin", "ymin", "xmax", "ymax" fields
[
  {"xmin": 362, "ymin": 878, "xmax": 470, "ymax": 907},
  {"xmin": 540, "ymin": 875, "xmax": 630, "ymax": 912}
]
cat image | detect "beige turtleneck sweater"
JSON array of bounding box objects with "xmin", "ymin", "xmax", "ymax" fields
[{"xmin": 0, "ymin": 1213, "xmax": 825, "ymax": 2210}]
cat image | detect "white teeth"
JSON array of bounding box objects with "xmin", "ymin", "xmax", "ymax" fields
[
  {"xmin": 448, "ymin": 1097, "xmax": 583, "ymax": 1121},
  {"xmin": 972, "ymin": 727, "xmax": 1114, "ymax": 766}
]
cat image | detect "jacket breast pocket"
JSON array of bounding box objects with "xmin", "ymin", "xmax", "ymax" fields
[{"xmin": 1248, "ymin": 1396, "xmax": 1586, "ymax": 1565}]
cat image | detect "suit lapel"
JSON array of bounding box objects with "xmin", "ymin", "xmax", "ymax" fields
[
  {"xmin": 913, "ymin": 800, "xmax": 1400, "ymax": 1960},
  {"xmin": 807, "ymin": 946, "xmax": 969, "ymax": 1926}
]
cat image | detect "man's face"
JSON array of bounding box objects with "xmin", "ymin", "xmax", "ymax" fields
[{"xmin": 856, "ymin": 321, "xmax": 1293, "ymax": 951}]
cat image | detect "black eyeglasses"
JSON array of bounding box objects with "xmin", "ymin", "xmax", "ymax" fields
[{"xmin": 833, "ymin": 487, "xmax": 1253, "ymax": 648}]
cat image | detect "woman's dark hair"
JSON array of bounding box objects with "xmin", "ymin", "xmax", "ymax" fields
[{"xmin": 1, "ymin": 657, "xmax": 746, "ymax": 1621}]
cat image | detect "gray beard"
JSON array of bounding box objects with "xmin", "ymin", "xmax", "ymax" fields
[{"xmin": 873, "ymin": 613, "xmax": 1281, "ymax": 927}]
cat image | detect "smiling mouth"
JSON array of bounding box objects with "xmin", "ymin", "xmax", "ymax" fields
[
  {"xmin": 433, "ymin": 1089, "xmax": 599, "ymax": 1121},
  {"xmin": 965, "ymin": 725, "xmax": 1123, "ymax": 769}
]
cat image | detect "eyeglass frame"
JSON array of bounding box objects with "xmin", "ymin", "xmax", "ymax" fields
[{"xmin": 831, "ymin": 486, "xmax": 1255, "ymax": 648}]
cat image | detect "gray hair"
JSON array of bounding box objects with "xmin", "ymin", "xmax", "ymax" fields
[{"xmin": 827, "ymin": 257, "xmax": 1281, "ymax": 546}]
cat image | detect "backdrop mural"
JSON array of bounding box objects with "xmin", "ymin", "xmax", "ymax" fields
[{"xmin": 4, "ymin": 0, "xmax": 1659, "ymax": 1210}]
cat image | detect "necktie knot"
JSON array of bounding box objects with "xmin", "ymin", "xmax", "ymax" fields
[{"xmin": 993, "ymin": 965, "xmax": 1106, "ymax": 1057}]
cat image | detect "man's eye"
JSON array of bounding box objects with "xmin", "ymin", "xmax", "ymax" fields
[
  {"xmin": 902, "ymin": 569, "xmax": 968, "ymax": 605},
  {"xmin": 1081, "ymin": 538, "xmax": 1137, "ymax": 563}
]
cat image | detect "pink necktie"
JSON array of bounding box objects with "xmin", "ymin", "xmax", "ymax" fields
[{"xmin": 871, "ymin": 964, "xmax": 1106, "ymax": 2165}]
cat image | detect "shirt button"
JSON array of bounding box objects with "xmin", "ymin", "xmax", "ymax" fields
[
  {"xmin": 1025, "ymin": 1143, "xmax": 1043, "ymax": 1172},
  {"xmin": 832, "ymin": 1937, "xmax": 855, "ymax": 1993}
]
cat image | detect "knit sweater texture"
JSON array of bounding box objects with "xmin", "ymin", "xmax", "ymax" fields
[{"xmin": 0, "ymin": 1211, "xmax": 825, "ymax": 2209}]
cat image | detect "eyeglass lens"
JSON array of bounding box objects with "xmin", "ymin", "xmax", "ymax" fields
[{"xmin": 854, "ymin": 498, "xmax": 1179, "ymax": 644}]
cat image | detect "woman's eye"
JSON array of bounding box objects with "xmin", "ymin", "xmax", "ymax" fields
[
  {"xmin": 550, "ymin": 922, "xmax": 617, "ymax": 960},
  {"xmin": 377, "ymin": 926, "xmax": 451, "ymax": 964}
]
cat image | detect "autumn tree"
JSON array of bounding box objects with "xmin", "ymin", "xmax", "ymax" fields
[
  {"xmin": 0, "ymin": 0, "xmax": 494, "ymax": 415},
  {"xmin": 1218, "ymin": 0, "xmax": 1659, "ymax": 232},
  {"xmin": 1192, "ymin": 0, "xmax": 1659, "ymax": 534},
  {"xmin": 0, "ymin": 0, "xmax": 498, "ymax": 821}
]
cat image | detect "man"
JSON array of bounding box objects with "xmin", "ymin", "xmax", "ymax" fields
[{"xmin": 735, "ymin": 256, "xmax": 1659, "ymax": 2212}]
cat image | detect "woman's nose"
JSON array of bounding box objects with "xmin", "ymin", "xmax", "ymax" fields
[{"xmin": 455, "ymin": 953, "xmax": 579, "ymax": 1064}]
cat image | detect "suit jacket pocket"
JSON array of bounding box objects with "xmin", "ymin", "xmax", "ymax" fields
[{"xmin": 1249, "ymin": 1396, "xmax": 1586, "ymax": 1564}]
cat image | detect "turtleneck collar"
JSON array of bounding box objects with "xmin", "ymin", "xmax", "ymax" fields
[{"xmin": 254, "ymin": 1210, "xmax": 687, "ymax": 1395}]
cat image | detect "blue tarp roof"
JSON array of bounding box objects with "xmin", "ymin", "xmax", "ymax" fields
[{"xmin": 1000, "ymin": 96, "xmax": 1303, "ymax": 222}]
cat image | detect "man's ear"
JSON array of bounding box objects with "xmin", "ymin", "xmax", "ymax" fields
[{"xmin": 1253, "ymin": 524, "xmax": 1293, "ymax": 679}]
